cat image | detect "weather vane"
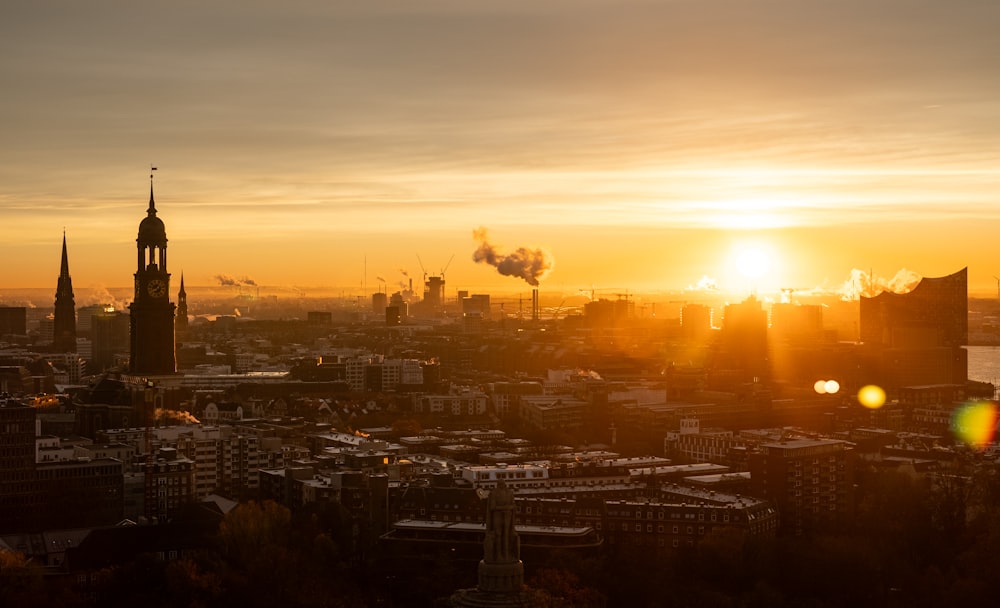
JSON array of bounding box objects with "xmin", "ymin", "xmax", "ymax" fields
[{"xmin": 150, "ymin": 164, "xmax": 157, "ymax": 181}]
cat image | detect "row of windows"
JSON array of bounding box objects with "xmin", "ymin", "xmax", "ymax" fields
[{"xmin": 615, "ymin": 522, "xmax": 708, "ymax": 535}]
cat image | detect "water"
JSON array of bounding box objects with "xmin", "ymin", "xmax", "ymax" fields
[{"xmin": 966, "ymin": 345, "xmax": 1000, "ymax": 383}]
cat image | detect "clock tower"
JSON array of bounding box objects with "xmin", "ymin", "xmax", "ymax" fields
[{"xmin": 129, "ymin": 175, "xmax": 176, "ymax": 375}]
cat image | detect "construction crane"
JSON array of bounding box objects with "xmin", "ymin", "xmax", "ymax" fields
[
  {"xmin": 578, "ymin": 286, "xmax": 628, "ymax": 301},
  {"xmin": 416, "ymin": 254, "xmax": 428, "ymax": 283},
  {"xmin": 441, "ymin": 254, "xmax": 454, "ymax": 279}
]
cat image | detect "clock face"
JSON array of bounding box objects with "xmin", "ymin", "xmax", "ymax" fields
[{"xmin": 147, "ymin": 279, "xmax": 167, "ymax": 298}]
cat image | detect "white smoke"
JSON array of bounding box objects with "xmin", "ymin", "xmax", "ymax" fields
[
  {"xmin": 839, "ymin": 268, "xmax": 922, "ymax": 301},
  {"xmin": 472, "ymin": 226, "xmax": 553, "ymax": 287}
]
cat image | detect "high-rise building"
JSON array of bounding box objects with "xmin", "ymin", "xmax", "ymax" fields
[
  {"xmin": 711, "ymin": 296, "xmax": 769, "ymax": 388},
  {"xmin": 748, "ymin": 438, "xmax": 855, "ymax": 536},
  {"xmin": 91, "ymin": 310, "xmax": 130, "ymax": 372},
  {"xmin": 53, "ymin": 232, "xmax": 77, "ymax": 353},
  {"xmin": 0, "ymin": 400, "xmax": 37, "ymax": 532},
  {"xmin": 1, "ymin": 399, "xmax": 124, "ymax": 533},
  {"xmin": 372, "ymin": 291, "xmax": 388, "ymax": 314},
  {"xmin": 129, "ymin": 178, "xmax": 177, "ymax": 375},
  {"xmin": 424, "ymin": 275, "xmax": 445, "ymax": 311},
  {"xmin": 680, "ymin": 303, "xmax": 713, "ymax": 339}
]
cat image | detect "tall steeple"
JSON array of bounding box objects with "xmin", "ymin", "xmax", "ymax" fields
[
  {"xmin": 53, "ymin": 231, "xmax": 77, "ymax": 353},
  {"xmin": 129, "ymin": 169, "xmax": 176, "ymax": 375},
  {"xmin": 175, "ymin": 272, "xmax": 189, "ymax": 343}
]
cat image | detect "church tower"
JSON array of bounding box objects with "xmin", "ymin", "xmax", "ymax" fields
[
  {"xmin": 175, "ymin": 272, "xmax": 189, "ymax": 344},
  {"xmin": 53, "ymin": 232, "xmax": 77, "ymax": 353},
  {"xmin": 129, "ymin": 174, "xmax": 176, "ymax": 375}
]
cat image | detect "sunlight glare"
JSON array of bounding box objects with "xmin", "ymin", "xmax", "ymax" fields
[{"xmin": 733, "ymin": 244, "xmax": 772, "ymax": 280}]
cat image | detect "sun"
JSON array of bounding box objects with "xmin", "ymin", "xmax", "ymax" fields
[
  {"xmin": 735, "ymin": 245, "xmax": 772, "ymax": 280},
  {"xmin": 724, "ymin": 240, "xmax": 782, "ymax": 294}
]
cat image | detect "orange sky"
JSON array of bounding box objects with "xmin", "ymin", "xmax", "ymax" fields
[{"xmin": 2, "ymin": 1, "xmax": 1000, "ymax": 298}]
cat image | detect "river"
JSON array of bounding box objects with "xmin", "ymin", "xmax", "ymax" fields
[{"xmin": 966, "ymin": 345, "xmax": 1000, "ymax": 383}]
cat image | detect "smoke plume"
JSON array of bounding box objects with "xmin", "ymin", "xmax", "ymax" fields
[
  {"xmin": 155, "ymin": 408, "xmax": 200, "ymax": 424},
  {"xmin": 80, "ymin": 285, "xmax": 126, "ymax": 310},
  {"xmin": 685, "ymin": 275, "xmax": 719, "ymax": 292},
  {"xmin": 472, "ymin": 226, "xmax": 553, "ymax": 287},
  {"xmin": 840, "ymin": 268, "xmax": 922, "ymax": 301},
  {"xmin": 215, "ymin": 274, "xmax": 257, "ymax": 287}
]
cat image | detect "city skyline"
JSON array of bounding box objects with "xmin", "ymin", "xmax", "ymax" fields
[{"xmin": 3, "ymin": 1, "xmax": 1000, "ymax": 296}]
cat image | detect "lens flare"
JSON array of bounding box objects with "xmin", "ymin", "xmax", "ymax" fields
[
  {"xmin": 951, "ymin": 401, "xmax": 998, "ymax": 448},
  {"xmin": 857, "ymin": 385, "xmax": 886, "ymax": 409},
  {"xmin": 814, "ymin": 380, "xmax": 840, "ymax": 395}
]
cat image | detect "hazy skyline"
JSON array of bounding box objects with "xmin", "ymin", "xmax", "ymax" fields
[{"xmin": 3, "ymin": 1, "xmax": 1000, "ymax": 296}]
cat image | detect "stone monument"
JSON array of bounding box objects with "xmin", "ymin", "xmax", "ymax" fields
[{"xmin": 448, "ymin": 480, "xmax": 538, "ymax": 607}]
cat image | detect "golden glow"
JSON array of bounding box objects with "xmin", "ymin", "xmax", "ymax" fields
[
  {"xmin": 858, "ymin": 385, "xmax": 887, "ymax": 409},
  {"xmin": 2, "ymin": 3, "xmax": 1000, "ymax": 295}
]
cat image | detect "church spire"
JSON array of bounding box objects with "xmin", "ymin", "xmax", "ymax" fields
[
  {"xmin": 175, "ymin": 271, "xmax": 189, "ymax": 344},
  {"xmin": 60, "ymin": 230, "xmax": 70, "ymax": 278},
  {"xmin": 148, "ymin": 165, "xmax": 158, "ymax": 216},
  {"xmin": 53, "ymin": 231, "xmax": 77, "ymax": 353}
]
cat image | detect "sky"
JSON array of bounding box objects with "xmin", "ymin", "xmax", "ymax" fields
[{"xmin": 3, "ymin": 0, "xmax": 1000, "ymax": 299}]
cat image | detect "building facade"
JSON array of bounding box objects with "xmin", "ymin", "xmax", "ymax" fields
[{"xmin": 748, "ymin": 438, "xmax": 855, "ymax": 535}]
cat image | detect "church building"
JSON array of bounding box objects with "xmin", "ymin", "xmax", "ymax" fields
[{"xmin": 128, "ymin": 177, "xmax": 177, "ymax": 375}]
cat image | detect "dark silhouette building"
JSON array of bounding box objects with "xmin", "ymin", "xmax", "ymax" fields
[
  {"xmin": 0, "ymin": 307, "xmax": 27, "ymax": 338},
  {"xmin": 1, "ymin": 398, "xmax": 124, "ymax": 533},
  {"xmin": 708, "ymin": 295, "xmax": 769, "ymax": 391},
  {"xmin": 53, "ymin": 232, "xmax": 77, "ymax": 353},
  {"xmin": 424, "ymin": 275, "xmax": 445, "ymax": 312},
  {"xmin": 859, "ymin": 268, "xmax": 968, "ymax": 393},
  {"xmin": 681, "ymin": 303, "xmax": 713, "ymax": 340},
  {"xmin": 748, "ymin": 438, "xmax": 855, "ymax": 536},
  {"xmin": 0, "ymin": 400, "xmax": 36, "ymax": 532},
  {"xmin": 91, "ymin": 310, "xmax": 131, "ymax": 372},
  {"xmin": 129, "ymin": 179, "xmax": 176, "ymax": 375}
]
